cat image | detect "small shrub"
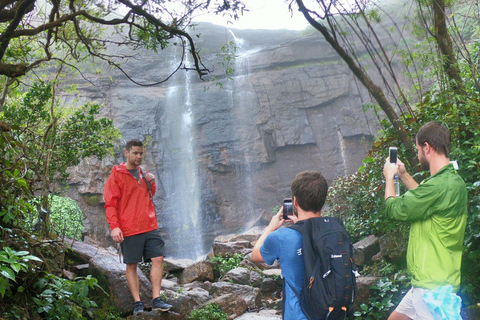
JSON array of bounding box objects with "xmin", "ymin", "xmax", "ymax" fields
[
  {"xmin": 22, "ymin": 195, "xmax": 85, "ymax": 240},
  {"xmin": 188, "ymin": 304, "xmax": 229, "ymax": 320},
  {"xmin": 33, "ymin": 274, "xmax": 104, "ymax": 320},
  {"xmin": 354, "ymin": 271, "xmax": 410, "ymax": 320},
  {"xmin": 272, "ymin": 205, "xmax": 280, "ymax": 215},
  {"xmin": 49, "ymin": 195, "xmax": 85, "ymax": 240},
  {"xmin": 210, "ymin": 253, "xmax": 245, "ymax": 279},
  {"xmin": 0, "ymin": 247, "xmax": 42, "ymax": 298}
]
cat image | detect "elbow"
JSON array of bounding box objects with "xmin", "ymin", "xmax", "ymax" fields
[{"xmin": 251, "ymin": 249, "xmax": 264, "ymax": 263}]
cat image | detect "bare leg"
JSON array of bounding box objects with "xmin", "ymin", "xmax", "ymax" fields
[
  {"xmin": 388, "ymin": 311, "xmax": 413, "ymax": 320},
  {"xmin": 150, "ymin": 256, "xmax": 164, "ymax": 299},
  {"xmin": 126, "ymin": 263, "xmax": 141, "ymax": 302}
]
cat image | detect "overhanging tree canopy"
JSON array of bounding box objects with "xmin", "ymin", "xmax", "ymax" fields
[{"xmin": 0, "ymin": 0, "xmax": 246, "ymax": 83}]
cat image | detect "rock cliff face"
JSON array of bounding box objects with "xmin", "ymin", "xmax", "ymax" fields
[{"xmin": 65, "ymin": 23, "xmax": 381, "ymax": 259}]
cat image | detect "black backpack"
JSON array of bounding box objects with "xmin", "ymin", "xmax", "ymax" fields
[{"xmin": 287, "ymin": 217, "xmax": 358, "ymax": 320}]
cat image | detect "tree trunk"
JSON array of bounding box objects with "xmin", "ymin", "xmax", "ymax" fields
[{"xmin": 432, "ymin": 0, "xmax": 464, "ymax": 92}]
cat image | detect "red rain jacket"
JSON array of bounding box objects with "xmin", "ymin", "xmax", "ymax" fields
[{"xmin": 104, "ymin": 163, "xmax": 158, "ymax": 237}]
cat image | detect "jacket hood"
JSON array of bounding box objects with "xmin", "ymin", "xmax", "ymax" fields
[
  {"xmin": 112, "ymin": 163, "xmax": 146, "ymax": 174},
  {"xmin": 112, "ymin": 163, "xmax": 128, "ymax": 173}
]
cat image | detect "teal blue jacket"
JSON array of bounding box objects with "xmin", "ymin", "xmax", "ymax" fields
[{"xmin": 385, "ymin": 164, "xmax": 467, "ymax": 292}]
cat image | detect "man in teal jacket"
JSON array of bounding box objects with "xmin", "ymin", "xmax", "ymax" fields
[{"xmin": 383, "ymin": 121, "xmax": 467, "ymax": 320}]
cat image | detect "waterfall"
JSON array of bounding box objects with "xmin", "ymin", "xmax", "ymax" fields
[
  {"xmin": 228, "ymin": 30, "xmax": 259, "ymax": 231},
  {"xmin": 160, "ymin": 51, "xmax": 203, "ymax": 260}
]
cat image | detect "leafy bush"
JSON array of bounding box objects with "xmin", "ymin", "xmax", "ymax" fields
[
  {"xmin": 33, "ymin": 274, "xmax": 103, "ymax": 320},
  {"xmin": 210, "ymin": 253, "xmax": 245, "ymax": 279},
  {"xmin": 49, "ymin": 195, "xmax": 84, "ymax": 240},
  {"xmin": 21, "ymin": 195, "xmax": 85, "ymax": 240},
  {"xmin": 354, "ymin": 272, "xmax": 410, "ymax": 320},
  {"xmin": 325, "ymin": 139, "xmax": 410, "ymax": 242},
  {"xmin": 0, "ymin": 247, "xmax": 42, "ymax": 298},
  {"xmin": 460, "ymin": 181, "xmax": 480, "ymax": 305},
  {"xmin": 188, "ymin": 304, "xmax": 229, "ymax": 320}
]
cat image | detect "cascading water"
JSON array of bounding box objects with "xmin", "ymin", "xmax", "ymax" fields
[
  {"xmin": 228, "ymin": 30, "xmax": 260, "ymax": 231},
  {"xmin": 160, "ymin": 51, "xmax": 203, "ymax": 260}
]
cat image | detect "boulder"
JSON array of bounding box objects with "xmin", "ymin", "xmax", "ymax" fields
[
  {"xmin": 353, "ymin": 235, "xmax": 380, "ymax": 266},
  {"xmin": 378, "ymin": 232, "xmax": 408, "ymax": 265},
  {"xmin": 66, "ymin": 239, "xmax": 151, "ymax": 315},
  {"xmin": 234, "ymin": 309, "xmax": 282, "ymax": 319},
  {"xmin": 212, "ymin": 240, "xmax": 253, "ymax": 257},
  {"xmin": 228, "ymin": 227, "xmax": 264, "ymax": 243},
  {"xmin": 260, "ymin": 277, "xmax": 278, "ymax": 295},
  {"xmin": 203, "ymin": 293, "xmax": 248, "ymax": 318},
  {"xmin": 210, "ymin": 281, "xmax": 262, "ymax": 310},
  {"xmin": 222, "ymin": 267, "xmax": 263, "ymax": 287},
  {"xmin": 262, "ymin": 269, "xmax": 282, "ymax": 278},
  {"xmin": 177, "ymin": 260, "xmax": 215, "ymax": 285},
  {"xmin": 163, "ymin": 258, "xmax": 195, "ymax": 273},
  {"xmin": 163, "ymin": 287, "xmax": 212, "ymax": 318},
  {"xmin": 353, "ymin": 276, "xmax": 379, "ymax": 312},
  {"xmin": 126, "ymin": 310, "xmax": 182, "ymax": 320}
]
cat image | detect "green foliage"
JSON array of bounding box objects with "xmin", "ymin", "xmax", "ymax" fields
[
  {"xmin": 33, "ymin": 274, "xmax": 103, "ymax": 320},
  {"xmin": 272, "ymin": 205, "xmax": 280, "ymax": 215},
  {"xmin": 0, "ymin": 81, "xmax": 120, "ymax": 232},
  {"xmin": 188, "ymin": 303, "xmax": 229, "ymax": 320},
  {"xmin": 134, "ymin": 21, "xmax": 170, "ymax": 53},
  {"xmin": 460, "ymin": 180, "xmax": 480, "ymax": 305},
  {"xmin": 210, "ymin": 253, "xmax": 245, "ymax": 279},
  {"xmin": 2, "ymin": 81, "xmax": 119, "ymax": 181},
  {"xmin": 354, "ymin": 272, "xmax": 410, "ymax": 319},
  {"xmin": 49, "ymin": 195, "xmax": 85, "ymax": 240},
  {"xmin": 325, "ymin": 150, "xmax": 409, "ymax": 242},
  {"xmin": 0, "ymin": 247, "xmax": 42, "ymax": 298},
  {"xmin": 204, "ymin": 41, "xmax": 237, "ymax": 90},
  {"xmin": 0, "ymin": 112, "xmax": 34, "ymax": 228}
]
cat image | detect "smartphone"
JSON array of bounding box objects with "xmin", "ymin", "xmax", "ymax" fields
[
  {"xmin": 283, "ymin": 198, "xmax": 293, "ymax": 220},
  {"xmin": 389, "ymin": 147, "xmax": 398, "ymax": 164}
]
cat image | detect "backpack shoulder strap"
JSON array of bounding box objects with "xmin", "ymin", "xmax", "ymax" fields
[
  {"xmin": 288, "ymin": 220, "xmax": 306, "ymax": 233},
  {"xmin": 138, "ymin": 166, "xmax": 153, "ymax": 198}
]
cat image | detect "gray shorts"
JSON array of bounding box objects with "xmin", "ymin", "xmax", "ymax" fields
[{"xmin": 121, "ymin": 229, "xmax": 165, "ymax": 264}]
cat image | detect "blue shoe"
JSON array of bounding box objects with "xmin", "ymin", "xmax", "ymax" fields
[
  {"xmin": 133, "ymin": 301, "xmax": 144, "ymax": 314},
  {"xmin": 151, "ymin": 297, "xmax": 172, "ymax": 311}
]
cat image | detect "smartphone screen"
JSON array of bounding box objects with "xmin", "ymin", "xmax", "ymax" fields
[
  {"xmin": 283, "ymin": 198, "xmax": 293, "ymax": 220},
  {"xmin": 389, "ymin": 147, "xmax": 398, "ymax": 164}
]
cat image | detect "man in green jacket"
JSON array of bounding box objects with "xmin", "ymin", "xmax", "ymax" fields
[{"xmin": 383, "ymin": 121, "xmax": 467, "ymax": 320}]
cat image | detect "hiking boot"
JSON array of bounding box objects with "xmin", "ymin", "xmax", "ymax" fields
[
  {"xmin": 151, "ymin": 297, "xmax": 172, "ymax": 311},
  {"xmin": 133, "ymin": 301, "xmax": 144, "ymax": 314}
]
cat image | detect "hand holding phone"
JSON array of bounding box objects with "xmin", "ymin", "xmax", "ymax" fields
[
  {"xmin": 283, "ymin": 198, "xmax": 293, "ymax": 220},
  {"xmin": 389, "ymin": 147, "xmax": 398, "ymax": 164},
  {"xmin": 389, "ymin": 147, "xmax": 401, "ymax": 196}
]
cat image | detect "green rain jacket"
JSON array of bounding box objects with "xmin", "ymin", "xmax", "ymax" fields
[{"xmin": 385, "ymin": 163, "xmax": 467, "ymax": 292}]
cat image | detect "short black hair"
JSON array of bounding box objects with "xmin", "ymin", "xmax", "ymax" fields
[
  {"xmin": 125, "ymin": 139, "xmax": 143, "ymax": 151},
  {"xmin": 291, "ymin": 171, "xmax": 328, "ymax": 213},
  {"xmin": 416, "ymin": 121, "xmax": 451, "ymax": 157}
]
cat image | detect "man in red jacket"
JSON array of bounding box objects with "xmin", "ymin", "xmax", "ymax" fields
[{"xmin": 104, "ymin": 139, "xmax": 172, "ymax": 314}]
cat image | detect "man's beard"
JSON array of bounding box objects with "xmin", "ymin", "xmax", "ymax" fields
[{"xmin": 420, "ymin": 157, "xmax": 430, "ymax": 171}]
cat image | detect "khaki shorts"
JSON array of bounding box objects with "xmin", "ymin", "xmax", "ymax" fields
[
  {"xmin": 395, "ymin": 287, "xmax": 434, "ymax": 320},
  {"xmin": 121, "ymin": 229, "xmax": 165, "ymax": 264}
]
